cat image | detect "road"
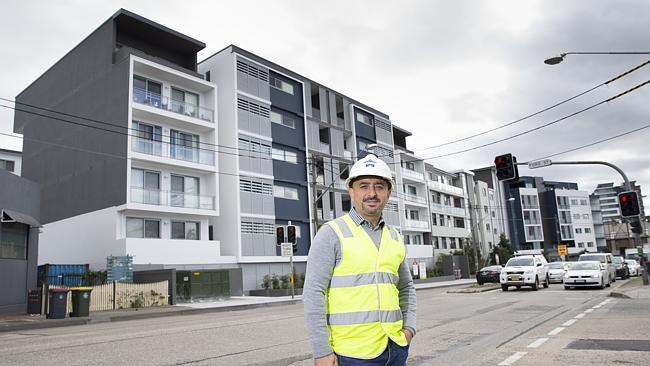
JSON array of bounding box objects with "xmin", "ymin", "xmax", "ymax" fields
[{"xmin": 0, "ymin": 280, "xmax": 647, "ymax": 365}]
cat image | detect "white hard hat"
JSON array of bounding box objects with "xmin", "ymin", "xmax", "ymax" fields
[{"xmin": 345, "ymin": 154, "xmax": 394, "ymax": 190}]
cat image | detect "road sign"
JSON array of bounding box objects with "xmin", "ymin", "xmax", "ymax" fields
[
  {"xmin": 528, "ymin": 159, "xmax": 552, "ymax": 169},
  {"xmin": 558, "ymin": 244, "xmax": 568, "ymax": 257},
  {"xmin": 281, "ymin": 242, "xmax": 293, "ymax": 257}
]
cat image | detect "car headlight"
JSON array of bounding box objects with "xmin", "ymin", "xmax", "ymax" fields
[
  {"xmin": 524, "ymin": 269, "xmax": 534, "ymax": 274},
  {"xmin": 564, "ymin": 273, "xmax": 570, "ymax": 278},
  {"xmin": 592, "ymin": 274, "xmax": 600, "ymax": 278}
]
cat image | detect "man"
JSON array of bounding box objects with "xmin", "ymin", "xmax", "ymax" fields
[{"xmin": 304, "ymin": 154, "xmax": 417, "ymax": 366}]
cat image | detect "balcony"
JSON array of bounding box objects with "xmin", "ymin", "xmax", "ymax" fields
[
  {"xmin": 427, "ymin": 180, "xmax": 464, "ymax": 196},
  {"xmin": 431, "ymin": 225, "xmax": 470, "ymax": 238},
  {"xmin": 131, "ymin": 137, "xmax": 215, "ymax": 166},
  {"xmin": 404, "ymin": 194, "xmax": 427, "ymax": 205},
  {"xmin": 405, "ymin": 219, "xmax": 430, "ymax": 230},
  {"xmin": 430, "ymin": 203, "xmax": 466, "ymax": 217},
  {"xmin": 130, "ymin": 187, "xmax": 215, "ymax": 210},
  {"xmin": 132, "ymin": 87, "xmax": 214, "ymax": 123},
  {"xmin": 401, "ymin": 168, "xmax": 424, "ymax": 181},
  {"xmin": 125, "ymin": 238, "xmax": 221, "ymax": 264}
]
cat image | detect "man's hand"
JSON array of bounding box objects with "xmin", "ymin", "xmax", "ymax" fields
[
  {"xmin": 314, "ymin": 353, "xmax": 338, "ymax": 366},
  {"xmin": 403, "ymin": 328, "xmax": 413, "ymax": 344}
]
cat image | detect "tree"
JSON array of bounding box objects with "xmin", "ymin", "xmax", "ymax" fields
[
  {"xmin": 454, "ymin": 238, "xmax": 483, "ymax": 274},
  {"xmin": 490, "ymin": 233, "xmax": 514, "ymax": 265}
]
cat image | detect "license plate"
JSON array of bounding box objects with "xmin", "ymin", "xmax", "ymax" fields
[
  {"xmin": 511, "ymin": 275, "xmax": 521, "ymax": 281},
  {"xmin": 576, "ymin": 279, "xmax": 585, "ymax": 283}
]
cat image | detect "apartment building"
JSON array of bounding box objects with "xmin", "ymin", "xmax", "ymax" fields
[
  {"xmin": 14, "ymin": 10, "xmax": 231, "ymax": 299},
  {"xmin": 504, "ymin": 177, "xmax": 597, "ymax": 259},
  {"xmin": 467, "ymin": 167, "xmax": 509, "ymax": 260},
  {"xmin": 0, "ymin": 133, "xmax": 22, "ymax": 176}
]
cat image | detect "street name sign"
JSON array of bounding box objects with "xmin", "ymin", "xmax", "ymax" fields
[{"xmin": 528, "ymin": 159, "xmax": 552, "ymax": 169}]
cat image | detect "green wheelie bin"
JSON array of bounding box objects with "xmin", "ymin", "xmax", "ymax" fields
[{"xmin": 69, "ymin": 287, "xmax": 93, "ymax": 317}]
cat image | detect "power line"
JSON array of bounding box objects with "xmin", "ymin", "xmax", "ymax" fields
[
  {"xmin": 422, "ymin": 79, "xmax": 650, "ymax": 160},
  {"xmin": 415, "ymin": 58, "xmax": 650, "ymax": 152}
]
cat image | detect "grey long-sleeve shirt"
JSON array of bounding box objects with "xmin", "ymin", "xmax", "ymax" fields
[{"xmin": 303, "ymin": 212, "xmax": 417, "ymax": 358}]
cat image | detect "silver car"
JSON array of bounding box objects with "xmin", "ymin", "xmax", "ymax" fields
[
  {"xmin": 564, "ymin": 261, "xmax": 610, "ymax": 290},
  {"xmin": 547, "ymin": 262, "xmax": 568, "ymax": 283},
  {"xmin": 625, "ymin": 259, "xmax": 641, "ymax": 276}
]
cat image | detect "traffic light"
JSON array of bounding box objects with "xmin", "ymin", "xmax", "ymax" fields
[
  {"xmin": 494, "ymin": 154, "xmax": 519, "ymax": 181},
  {"xmin": 630, "ymin": 218, "xmax": 643, "ymax": 234},
  {"xmin": 618, "ymin": 191, "xmax": 641, "ymax": 218},
  {"xmin": 287, "ymin": 225, "xmax": 297, "ymax": 245},
  {"xmin": 276, "ymin": 226, "xmax": 285, "ymax": 246}
]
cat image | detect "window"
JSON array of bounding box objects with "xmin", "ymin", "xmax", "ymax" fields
[
  {"xmin": 403, "ymin": 161, "xmax": 415, "ymax": 171},
  {"xmin": 482, "ymin": 188, "xmax": 487, "ymax": 197},
  {"xmin": 454, "ymin": 217, "xmax": 465, "ymax": 228},
  {"xmin": 407, "ymin": 185, "xmax": 417, "ymax": 195},
  {"xmin": 0, "ymin": 159, "xmax": 15, "ymax": 172},
  {"xmin": 269, "ymin": 75, "xmax": 294, "ymax": 95},
  {"xmin": 171, "ymin": 221, "xmax": 199, "ymax": 240},
  {"xmin": 404, "ymin": 235, "xmax": 411, "ymax": 245},
  {"xmin": 239, "ymin": 138, "xmax": 272, "ymax": 157},
  {"xmin": 171, "ymin": 87, "xmax": 199, "ymax": 117},
  {"xmin": 580, "ymin": 199, "xmax": 588, "ymax": 205},
  {"xmin": 355, "ymin": 110, "xmax": 374, "ymax": 126},
  {"xmin": 431, "ymin": 214, "xmax": 438, "ymax": 226},
  {"xmin": 571, "ymin": 199, "xmax": 579, "ymax": 205},
  {"xmin": 270, "ymin": 111, "xmax": 296, "ymax": 128},
  {"xmin": 587, "ymin": 242, "xmax": 595, "ymax": 247},
  {"xmin": 573, "ymin": 213, "xmax": 581, "ymax": 220},
  {"xmin": 582, "ymin": 214, "xmax": 590, "ymax": 220},
  {"xmin": 577, "ymin": 242, "xmax": 584, "ymax": 248},
  {"xmin": 439, "ymin": 216, "xmax": 445, "ymax": 226},
  {"xmin": 486, "ymin": 223, "xmax": 491, "ymax": 231},
  {"xmin": 575, "ymin": 228, "xmax": 583, "ymax": 234},
  {"xmin": 408, "ymin": 210, "xmax": 419, "ymax": 220},
  {"xmin": 170, "ymin": 130, "xmax": 199, "ymax": 161},
  {"xmin": 584, "ymin": 228, "xmax": 592, "ymax": 233},
  {"xmin": 561, "ymin": 225, "xmax": 574, "ymax": 239},
  {"xmin": 205, "ymin": 71, "xmax": 210, "ymax": 82},
  {"xmin": 131, "ymin": 168, "xmax": 160, "ymax": 205},
  {"xmin": 493, "ymin": 228, "xmax": 498, "ymax": 235},
  {"xmin": 526, "ymin": 226, "xmax": 543, "ymax": 240},
  {"xmin": 450, "ymin": 237, "xmax": 457, "ymax": 249},
  {"xmin": 272, "ymin": 147, "xmax": 298, "ymax": 164},
  {"xmin": 413, "ymin": 235, "xmax": 422, "ymax": 245},
  {"xmin": 0, "ymin": 222, "xmax": 28, "ymax": 259},
  {"xmin": 484, "ymin": 206, "xmax": 489, "ymax": 214},
  {"xmin": 491, "ymin": 210, "xmax": 496, "ymax": 218},
  {"xmin": 126, "ymin": 218, "xmax": 160, "ymax": 238},
  {"xmin": 132, "ymin": 121, "xmax": 163, "ymax": 155},
  {"xmin": 171, "ymin": 175, "xmax": 200, "ymax": 208},
  {"xmin": 523, "ymin": 211, "xmax": 540, "ymax": 225},
  {"xmin": 132, "ymin": 75, "xmax": 162, "ymax": 106},
  {"xmin": 274, "ymin": 185, "xmax": 299, "ymax": 200},
  {"xmin": 556, "ymin": 196, "xmax": 569, "ymax": 209}
]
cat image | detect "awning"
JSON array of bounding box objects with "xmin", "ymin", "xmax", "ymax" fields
[{"xmin": 1, "ymin": 209, "xmax": 40, "ymax": 227}]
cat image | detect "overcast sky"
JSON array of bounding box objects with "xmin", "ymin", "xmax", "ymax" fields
[{"xmin": 1, "ymin": 0, "xmax": 649, "ymax": 209}]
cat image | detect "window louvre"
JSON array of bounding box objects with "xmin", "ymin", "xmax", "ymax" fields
[
  {"xmin": 237, "ymin": 60, "xmax": 269, "ymax": 82},
  {"xmin": 239, "ymin": 178, "xmax": 273, "ymax": 195},
  {"xmin": 237, "ymin": 98, "xmax": 270, "ymax": 118},
  {"xmin": 241, "ymin": 221, "xmax": 274, "ymax": 235}
]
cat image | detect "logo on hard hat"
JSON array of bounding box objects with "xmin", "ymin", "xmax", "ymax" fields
[{"xmin": 364, "ymin": 158, "xmax": 377, "ymax": 168}]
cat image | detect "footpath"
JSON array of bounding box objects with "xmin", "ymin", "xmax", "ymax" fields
[{"xmin": 0, "ymin": 278, "xmax": 475, "ymax": 334}]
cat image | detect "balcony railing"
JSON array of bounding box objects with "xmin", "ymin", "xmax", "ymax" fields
[
  {"xmin": 130, "ymin": 187, "xmax": 215, "ymax": 210},
  {"xmin": 404, "ymin": 194, "xmax": 427, "ymax": 205},
  {"xmin": 131, "ymin": 137, "xmax": 215, "ymax": 166},
  {"xmin": 132, "ymin": 87, "xmax": 214, "ymax": 123},
  {"xmin": 405, "ymin": 219, "xmax": 429, "ymax": 230},
  {"xmin": 430, "ymin": 203, "xmax": 466, "ymax": 217},
  {"xmin": 401, "ymin": 168, "xmax": 424, "ymax": 181},
  {"xmin": 427, "ymin": 180, "xmax": 464, "ymax": 196}
]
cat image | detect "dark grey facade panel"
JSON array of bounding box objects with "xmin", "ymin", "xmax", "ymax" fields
[
  {"xmin": 355, "ymin": 121, "xmax": 376, "ymax": 142},
  {"xmin": 273, "ymin": 184, "xmax": 309, "ymax": 219},
  {"xmin": 270, "ymin": 108, "xmax": 305, "ymax": 150},
  {"xmin": 271, "ymin": 146, "xmax": 307, "ymax": 182},
  {"xmin": 269, "ymin": 71, "xmax": 304, "ymax": 116},
  {"xmin": 0, "ymin": 170, "xmax": 40, "ymax": 314}
]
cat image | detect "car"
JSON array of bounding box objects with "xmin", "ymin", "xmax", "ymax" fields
[
  {"xmin": 547, "ymin": 262, "xmax": 568, "ymax": 283},
  {"xmin": 579, "ymin": 253, "xmax": 616, "ymax": 284},
  {"xmin": 500, "ymin": 255, "xmax": 549, "ymax": 291},
  {"xmin": 625, "ymin": 259, "xmax": 641, "ymax": 276},
  {"xmin": 612, "ymin": 256, "xmax": 630, "ymax": 279},
  {"xmin": 564, "ymin": 260, "xmax": 610, "ymax": 289},
  {"xmin": 476, "ymin": 265, "xmax": 502, "ymax": 285}
]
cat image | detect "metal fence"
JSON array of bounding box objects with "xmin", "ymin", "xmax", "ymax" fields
[{"xmin": 50, "ymin": 280, "xmax": 169, "ymax": 313}]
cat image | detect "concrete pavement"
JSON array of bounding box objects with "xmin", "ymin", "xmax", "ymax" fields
[{"xmin": 0, "ymin": 278, "xmax": 476, "ymax": 333}]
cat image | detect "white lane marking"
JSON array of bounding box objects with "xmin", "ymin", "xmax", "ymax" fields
[
  {"xmin": 499, "ymin": 352, "xmax": 528, "ymax": 366},
  {"xmin": 562, "ymin": 319, "xmax": 577, "ymax": 327},
  {"xmin": 593, "ymin": 305, "xmax": 602, "ymax": 309},
  {"xmin": 585, "ymin": 308, "xmax": 594, "ymax": 313},
  {"xmin": 548, "ymin": 327, "xmax": 565, "ymax": 336},
  {"xmin": 527, "ymin": 337, "xmax": 549, "ymax": 348},
  {"xmin": 603, "ymin": 298, "xmax": 613, "ymax": 304},
  {"xmin": 574, "ymin": 313, "xmax": 586, "ymax": 319}
]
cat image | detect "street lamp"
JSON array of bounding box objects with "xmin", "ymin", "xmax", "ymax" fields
[{"xmin": 544, "ymin": 51, "xmax": 650, "ymax": 65}]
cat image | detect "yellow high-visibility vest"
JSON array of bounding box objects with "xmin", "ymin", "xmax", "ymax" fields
[{"xmin": 325, "ymin": 214, "xmax": 407, "ymax": 359}]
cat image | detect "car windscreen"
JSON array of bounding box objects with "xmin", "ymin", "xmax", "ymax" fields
[
  {"xmin": 549, "ymin": 262, "xmax": 564, "ymax": 269},
  {"xmin": 612, "ymin": 257, "xmax": 623, "ymax": 264},
  {"xmin": 571, "ymin": 262, "xmax": 600, "ymax": 271},
  {"xmin": 506, "ymin": 257, "xmax": 534, "ymax": 266},
  {"xmin": 579, "ymin": 255, "xmax": 606, "ymax": 263},
  {"xmin": 625, "ymin": 260, "xmax": 637, "ymax": 265}
]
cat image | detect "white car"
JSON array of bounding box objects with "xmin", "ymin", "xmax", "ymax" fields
[
  {"xmin": 564, "ymin": 261, "xmax": 610, "ymax": 289},
  {"xmin": 547, "ymin": 262, "xmax": 568, "ymax": 283},
  {"xmin": 500, "ymin": 255, "xmax": 549, "ymax": 291},
  {"xmin": 625, "ymin": 259, "xmax": 641, "ymax": 276}
]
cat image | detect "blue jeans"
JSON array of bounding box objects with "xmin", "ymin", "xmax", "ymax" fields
[{"xmin": 337, "ymin": 340, "xmax": 410, "ymax": 366}]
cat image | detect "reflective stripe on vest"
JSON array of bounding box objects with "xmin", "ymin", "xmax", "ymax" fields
[{"xmin": 325, "ymin": 214, "xmax": 407, "ymax": 359}]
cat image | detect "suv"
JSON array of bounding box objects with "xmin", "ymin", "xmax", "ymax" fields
[
  {"xmin": 612, "ymin": 256, "xmax": 630, "ymax": 279},
  {"xmin": 500, "ymin": 255, "xmax": 549, "ymax": 291}
]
